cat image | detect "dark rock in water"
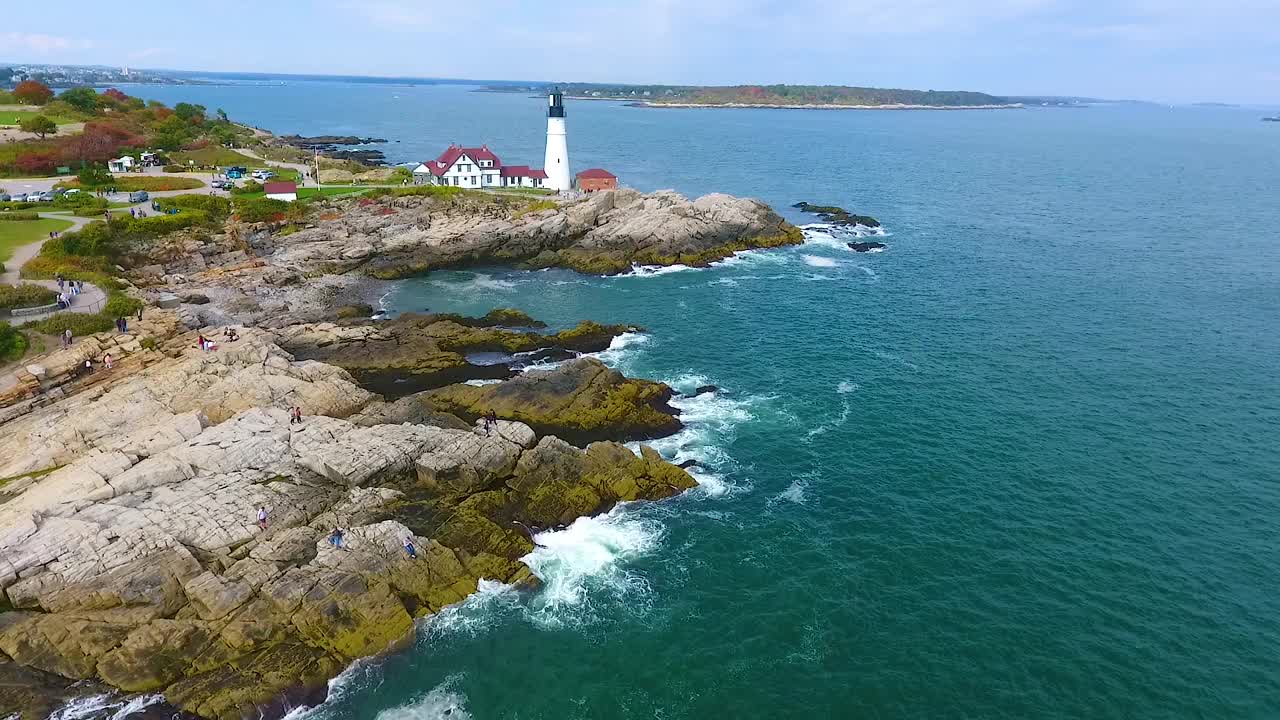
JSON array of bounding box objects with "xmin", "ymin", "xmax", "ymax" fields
[
  {"xmin": 793, "ymin": 202, "xmax": 881, "ymax": 228},
  {"xmin": 693, "ymin": 384, "xmax": 718, "ymax": 396},
  {"xmin": 323, "ymin": 149, "xmax": 387, "ymax": 165},
  {"xmin": 676, "ymin": 459, "xmax": 699, "ymax": 469},
  {"xmin": 280, "ymin": 134, "xmax": 388, "ymax": 147},
  {"xmin": 847, "ymin": 241, "xmax": 887, "ymax": 252}
]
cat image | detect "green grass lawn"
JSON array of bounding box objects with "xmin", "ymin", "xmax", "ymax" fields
[
  {"xmin": 0, "ymin": 110, "xmax": 80, "ymax": 126},
  {"xmin": 170, "ymin": 147, "xmax": 264, "ymax": 168},
  {"xmin": 0, "ymin": 217, "xmax": 74, "ymax": 264}
]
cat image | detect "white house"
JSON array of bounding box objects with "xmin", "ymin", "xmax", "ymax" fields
[
  {"xmin": 412, "ymin": 145, "xmax": 547, "ymax": 189},
  {"xmin": 264, "ymin": 181, "xmax": 298, "ymax": 202},
  {"xmin": 108, "ymin": 156, "xmax": 136, "ymax": 173}
]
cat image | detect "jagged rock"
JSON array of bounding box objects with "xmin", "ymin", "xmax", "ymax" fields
[
  {"xmin": 427, "ymin": 357, "xmax": 682, "ymax": 444},
  {"xmin": 847, "ymin": 241, "xmax": 886, "ymax": 252}
]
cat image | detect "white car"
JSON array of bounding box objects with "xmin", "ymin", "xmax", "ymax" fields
[{"xmin": 251, "ymin": 170, "xmax": 274, "ymax": 180}]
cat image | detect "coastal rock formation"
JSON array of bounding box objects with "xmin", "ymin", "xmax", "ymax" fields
[
  {"xmin": 847, "ymin": 241, "xmax": 887, "ymax": 252},
  {"xmin": 274, "ymin": 314, "xmax": 634, "ymax": 397},
  {"xmin": 793, "ymin": 202, "xmax": 881, "ymax": 228},
  {"xmin": 0, "ymin": 319, "xmax": 696, "ymax": 719},
  {"xmin": 264, "ymin": 188, "xmax": 801, "ymax": 279},
  {"xmin": 425, "ymin": 357, "xmax": 683, "ymax": 445}
]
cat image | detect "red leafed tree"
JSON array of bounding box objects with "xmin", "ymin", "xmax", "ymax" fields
[
  {"xmin": 57, "ymin": 122, "xmax": 146, "ymax": 164},
  {"xmin": 13, "ymin": 80, "xmax": 54, "ymax": 105},
  {"xmin": 102, "ymin": 88, "xmax": 130, "ymax": 103},
  {"xmin": 14, "ymin": 151, "xmax": 58, "ymax": 175}
]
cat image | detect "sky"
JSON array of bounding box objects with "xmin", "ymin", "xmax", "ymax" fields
[{"xmin": 3, "ymin": 0, "xmax": 1279, "ymax": 104}]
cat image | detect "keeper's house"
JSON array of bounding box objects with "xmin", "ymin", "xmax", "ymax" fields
[
  {"xmin": 412, "ymin": 145, "xmax": 548, "ymax": 189},
  {"xmin": 576, "ymin": 168, "xmax": 617, "ymax": 193}
]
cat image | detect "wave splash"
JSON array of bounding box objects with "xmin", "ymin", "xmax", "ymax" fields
[
  {"xmin": 521, "ymin": 509, "xmax": 665, "ymax": 627},
  {"xmin": 48, "ymin": 693, "xmax": 165, "ymax": 720},
  {"xmin": 374, "ymin": 675, "xmax": 472, "ymax": 720}
]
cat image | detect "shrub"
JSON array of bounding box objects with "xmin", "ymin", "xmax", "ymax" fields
[
  {"xmin": 0, "ymin": 284, "xmax": 57, "ymax": 310},
  {"xmin": 22, "ymin": 311, "xmax": 115, "ymax": 336},
  {"xmin": 156, "ymin": 194, "xmax": 231, "ymax": 218},
  {"xmin": 0, "ymin": 212, "xmax": 40, "ymax": 221},
  {"xmin": 233, "ymin": 196, "xmax": 289, "ymax": 223},
  {"xmin": 103, "ymin": 291, "xmax": 143, "ymax": 318},
  {"xmin": 163, "ymin": 165, "xmax": 185, "ymax": 173},
  {"xmin": 19, "ymin": 115, "xmax": 57, "ymax": 139},
  {"xmin": 365, "ymin": 185, "xmax": 466, "ymax": 200},
  {"xmin": 139, "ymin": 336, "xmax": 158, "ymax": 351},
  {"xmin": 231, "ymin": 180, "xmax": 263, "ymax": 195},
  {"xmin": 0, "ymin": 322, "xmax": 28, "ymax": 361},
  {"xmin": 14, "ymin": 151, "xmax": 58, "ymax": 175},
  {"xmin": 59, "ymin": 87, "xmax": 100, "ymax": 113}
]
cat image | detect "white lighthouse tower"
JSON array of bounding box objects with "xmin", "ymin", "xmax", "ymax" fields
[{"xmin": 543, "ymin": 89, "xmax": 571, "ymax": 192}]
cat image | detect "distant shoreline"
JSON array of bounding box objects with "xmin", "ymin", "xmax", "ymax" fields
[{"xmin": 627, "ymin": 101, "xmax": 1024, "ymax": 111}]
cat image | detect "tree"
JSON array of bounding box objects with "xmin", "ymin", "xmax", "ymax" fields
[
  {"xmin": 102, "ymin": 88, "xmax": 130, "ymax": 103},
  {"xmin": 77, "ymin": 165, "xmax": 114, "ymax": 190},
  {"xmin": 59, "ymin": 87, "xmax": 99, "ymax": 113},
  {"xmin": 13, "ymin": 80, "xmax": 53, "ymax": 105},
  {"xmin": 14, "ymin": 151, "xmax": 57, "ymax": 176},
  {"xmin": 174, "ymin": 102, "xmax": 206, "ymax": 122},
  {"xmin": 151, "ymin": 115, "xmax": 194, "ymax": 151},
  {"xmin": 216, "ymin": 108, "xmax": 229, "ymax": 123},
  {"xmin": 19, "ymin": 115, "xmax": 57, "ymax": 139}
]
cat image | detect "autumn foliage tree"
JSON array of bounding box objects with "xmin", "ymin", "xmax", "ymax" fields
[
  {"xmin": 57, "ymin": 122, "xmax": 146, "ymax": 165},
  {"xmin": 13, "ymin": 80, "xmax": 53, "ymax": 105}
]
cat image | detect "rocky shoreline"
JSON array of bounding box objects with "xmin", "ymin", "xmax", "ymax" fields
[{"xmin": 0, "ymin": 188, "xmax": 800, "ymax": 719}]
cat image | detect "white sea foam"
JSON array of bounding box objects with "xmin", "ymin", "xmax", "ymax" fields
[
  {"xmin": 587, "ymin": 331, "xmax": 650, "ymax": 373},
  {"xmin": 462, "ymin": 378, "xmax": 504, "ymax": 386},
  {"xmin": 613, "ymin": 263, "xmax": 695, "ymax": 278},
  {"xmin": 375, "ymin": 676, "xmax": 472, "ymax": 720},
  {"xmin": 777, "ymin": 477, "xmax": 808, "ymax": 504},
  {"xmin": 429, "ymin": 272, "xmax": 519, "ymax": 294},
  {"xmin": 422, "ymin": 579, "xmax": 520, "ymax": 640},
  {"xmin": 802, "ymin": 381, "xmax": 858, "ymax": 444},
  {"xmin": 802, "ymin": 254, "xmax": 839, "ymax": 268},
  {"xmin": 521, "ymin": 509, "xmax": 663, "ymax": 626},
  {"xmin": 48, "ymin": 693, "xmax": 165, "ymax": 720},
  {"xmin": 709, "ymin": 248, "xmax": 790, "ymax": 268}
]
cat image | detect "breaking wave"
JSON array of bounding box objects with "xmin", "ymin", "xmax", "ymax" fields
[
  {"xmin": 521, "ymin": 509, "xmax": 665, "ymax": 627},
  {"xmin": 613, "ymin": 263, "xmax": 695, "ymax": 278},
  {"xmin": 374, "ymin": 675, "xmax": 472, "ymax": 720},
  {"xmin": 586, "ymin": 331, "xmax": 650, "ymax": 374},
  {"xmin": 48, "ymin": 693, "xmax": 165, "ymax": 720},
  {"xmin": 802, "ymin": 254, "xmax": 839, "ymax": 268}
]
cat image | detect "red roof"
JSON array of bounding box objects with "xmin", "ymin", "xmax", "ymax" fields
[
  {"xmin": 434, "ymin": 144, "xmax": 502, "ymax": 170},
  {"xmin": 576, "ymin": 168, "xmax": 616, "ymax": 179},
  {"xmin": 263, "ymin": 181, "xmax": 297, "ymax": 194},
  {"xmin": 501, "ymin": 165, "xmax": 548, "ymax": 179}
]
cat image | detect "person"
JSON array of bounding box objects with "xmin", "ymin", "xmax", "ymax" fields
[
  {"xmin": 257, "ymin": 506, "xmax": 268, "ymax": 531},
  {"xmin": 290, "ymin": 406, "xmax": 303, "ymax": 425},
  {"xmin": 64, "ymin": 329, "xmax": 72, "ymax": 347},
  {"xmin": 328, "ymin": 528, "xmax": 346, "ymax": 550},
  {"xmin": 104, "ymin": 353, "xmax": 113, "ymax": 370},
  {"xmin": 136, "ymin": 307, "xmax": 143, "ymax": 321},
  {"xmin": 120, "ymin": 316, "xmax": 128, "ymax": 333},
  {"xmin": 83, "ymin": 358, "xmax": 92, "ymax": 375},
  {"xmin": 403, "ymin": 535, "xmax": 418, "ymax": 559},
  {"xmin": 487, "ymin": 410, "xmax": 498, "ymax": 431}
]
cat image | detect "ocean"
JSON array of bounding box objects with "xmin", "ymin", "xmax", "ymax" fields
[{"xmin": 122, "ymin": 81, "xmax": 1280, "ymax": 719}]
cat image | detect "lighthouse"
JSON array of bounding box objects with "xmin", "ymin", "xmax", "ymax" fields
[{"xmin": 543, "ymin": 89, "xmax": 571, "ymax": 192}]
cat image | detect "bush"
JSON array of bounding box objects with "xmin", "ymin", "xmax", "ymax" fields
[
  {"xmin": 139, "ymin": 336, "xmax": 158, "ymax": 351},
  {"xmin": 233, "ymin": 196, "xmax": 289, "ymax": 223},
  {"xmin": 103, "ymin": 291, "xmax": 143, "ymax": 318},
  {"xmin": 0, "ymin": 202, "xmax": 39, "ymax": 211},
  {"xmin": 22, "ymin": 311, "xmax": 114, "ymax": 336},
  {"xmin": 0, "ymin": 284, "xmax": 57, "ymax": 310},
  {"xmin": 365, "ymin": 185, "xmax": 466, "ymax": 200},
  {"xmin": 0, "ymin": 322, "xmax": 28, "ymax": 361},
  {"xmin": 231, "ymin": 180, "xmax": 263, "ymax": 195},
  {"xmin": 13, "ymin": 81, "xmax": 53, "ymax": 106},
  {"xmin": 163, "ymin": 165, "xmax": 185, "ymax": 173},
  {"xmin": 0, "ymin": 212, "xmax": 40, "ymax": 221},
  {"xmin": 156, "ymin": 194, "xmax": 231, "ymax": 218}
]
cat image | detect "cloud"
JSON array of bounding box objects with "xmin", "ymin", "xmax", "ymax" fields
[
  {"xmin": 1, "ymin": 32, "xmax": 93, "ymax": 54},
  {"xmin": 126, "ymin": 47, "xmax": 170, "ymax": 61}
]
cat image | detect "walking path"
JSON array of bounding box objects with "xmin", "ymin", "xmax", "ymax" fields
[{"xmin": 2, "ymin": 212, "xmax": 106, "ymax": 322}]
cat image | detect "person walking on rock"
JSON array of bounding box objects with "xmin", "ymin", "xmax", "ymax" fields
[
  {"xmin": 104, "ymin": 353, "xmax": 113, "ymax": 370},
  {"xmin": 63, "ymin": 329, "xmax": 72, "ymax": 348},
  {"xmin": 403, "ymin": 535, "xmax": 418, "ymax": 559},
  {"xmin": 328, "ymin": 528, "xmax": 346, "ymax": 550},
  {"xmin": 257, "ymin": 506, "xmax": 268, "ymax": 531}
]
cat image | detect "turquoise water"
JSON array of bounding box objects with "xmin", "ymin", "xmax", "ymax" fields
[{"xmin": 127, "ymin": 83, "xmax": 1280, "ymax": 718}]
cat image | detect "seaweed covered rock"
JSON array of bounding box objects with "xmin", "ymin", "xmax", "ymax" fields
[
  {"xmin": 426, "ymin": 357, "xmax": 683, "ymax": 444},
  {"xmin": 793, "ymin": 202, "xmax": 880, "ymax": 228}
]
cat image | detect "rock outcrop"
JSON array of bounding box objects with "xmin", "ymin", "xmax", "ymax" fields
[
  {"xmin": 0, "ymin": 325, "xmax": 695, "ymax": 720},
  {"xmin": 425, "ymin": 357, "xmax": 683, "ymax": 445},
  {"xmin": 793, "ymin": 201, "xmax": 881, "ymax": 228}
]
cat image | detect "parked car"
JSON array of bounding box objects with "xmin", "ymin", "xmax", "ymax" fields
[
  {"xmin": 38, "ymin": 192, "xmax": 56, "ymax": 202},
  {"xmin": 211, "ymin": 178, "xmax": 234, "ymax": 189},
  {"xmin": 0, "ymin": 193, "xmax": 10, "ymax": 202},
  {"xmin": 129, "ymin": 191, "xmax": 149, "ymax": 203},
  {"xmin": 251, "ymin": 169, "xmax": 274, "ymax": 180},
  {"xmin": 25, "ymin": 193, "xmax": 45, "ymax": 202},
  {"xmin": 63, "ymin": 188, "xmax": 81, "ymax": 195}
]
